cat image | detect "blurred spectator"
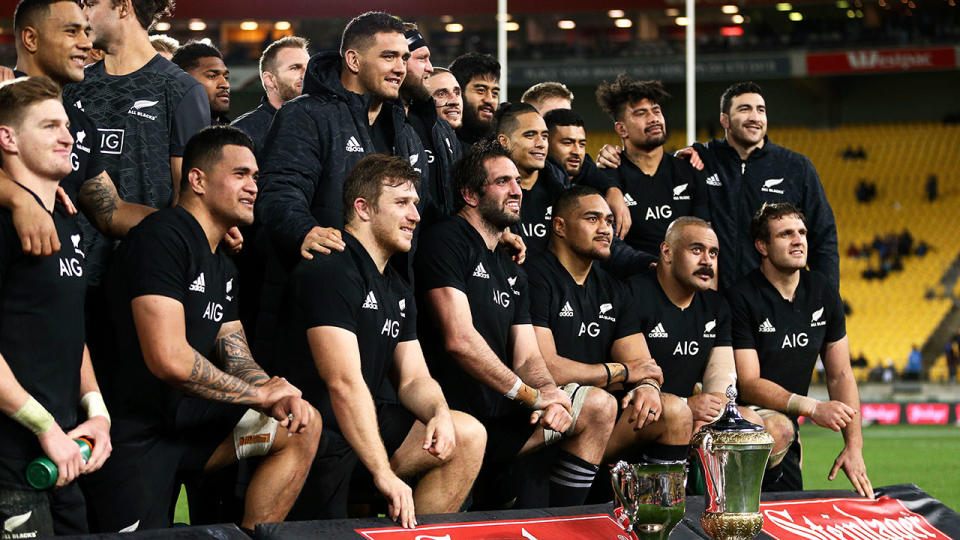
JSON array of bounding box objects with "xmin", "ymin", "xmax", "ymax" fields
[
  {"xmin": 949, "ymin": 332, "xmax": 960, "ymax": 384},
  {"xmin": 846, "ymin": 242, "xmax": 860, "ymax": 257},
  {"xmin": 926, "ymin": 174, "xmax": 938, "ymax": 202},
  {"xmin": 897, "ymin": 229, "xmax": 914, "ymax": 255},
  {"xmin": 881, "ymin": 359, "xmax": 896, "ymax": 383},
  {"xmin": 844, "ymin": 145, "xmax": 867, "ymax": 160},
  {"xmin": 903, "ymin": 345, "xmax": 922, "ymax": 380},
  {"xmin": 851, "ymin": 352, "xmax": 868, "ymax": 368},
  {"xmin": 855, "ymin": 179, "xmax": 876, "ymax": 203}
]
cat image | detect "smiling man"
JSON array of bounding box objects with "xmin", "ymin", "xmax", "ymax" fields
[
  {"xmin": 173, "ymin": 41, "xmax": 231, "ymax": 125},
  {"xmin": 426, "ymin": 67, "xmax": 461, "ymax": 130},
  {"xmin": 448, "ymin": 52, "xmax": 500, "ymax": 146}
]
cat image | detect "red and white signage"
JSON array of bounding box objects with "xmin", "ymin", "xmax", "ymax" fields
[
  {"xmin": 806, "ymin": 47, "xmax": 957, "ymax": 75},
  {"xmin": 761, "ymin": 496, "xmax": 951, "ymax": 539},
  {"xmin": 861, "ymin": 403, "xmax": 901, "ymax": 425},
  {"xmin": 356, "ymin": 514, "xmax": 634, "ymax": 539},
  {"xmin": 906, "ymin": 403, "xmax": 950, "ymax": 425}
]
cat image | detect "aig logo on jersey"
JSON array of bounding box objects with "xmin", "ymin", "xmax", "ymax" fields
[
  {"xmin": 58, "ymin": 234, "xmax": 85, "ymax": 278},
  {"xmin": 703, "ymin": 319, "xmax": 717, "ymax": 338},
  {"xmin": 381, "ymin": 318, "xmax": 400, "ymax": 338},
  {"xmin": 810, "ymin": 307, "xmax": 826, "ymax": 327},
  {"xmin": 672, "ymin": 183, "xmax": 690, "ymax": 201}
]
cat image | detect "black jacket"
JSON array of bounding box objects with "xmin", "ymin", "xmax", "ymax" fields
[
  {"xmin": 693, "ymin": 136, "xmax": 838, "ymax": 291},
  {"xmin": 407, "ymin": 96, "xmax": 462, "ymax": 228},
  {"xmin": 231, "ymin": 97, "xmax": 277, "ymax": 157},
  {"xmin": 255, "ymin": 51, "xmax": 428, "ymax": 261}
]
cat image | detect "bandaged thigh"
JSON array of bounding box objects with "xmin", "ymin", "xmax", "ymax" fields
[{"xmin": 233, "ymin": 409, "xmax": 280, "ymax": 460}]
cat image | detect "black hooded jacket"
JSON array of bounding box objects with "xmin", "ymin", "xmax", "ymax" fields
[
  {"xmin": 693, "ymin": 136, "xmax": 838, "ymax": 291},
  {"xmin": 407, "ymin": 96, "xmax": 462, "ymax": 229},
  {"xmin": 255, "ymin": 51, "xmax": 429, "ymax": 261}
]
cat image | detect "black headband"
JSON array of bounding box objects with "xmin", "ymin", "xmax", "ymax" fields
[{"xmin": 404, "ymin": 29, "xmax": 428, "ymax": 52}]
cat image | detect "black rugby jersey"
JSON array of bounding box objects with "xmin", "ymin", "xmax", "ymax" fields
[
  {"xmin": 510, "ymin": 162, "xmax": 568, "ymax": 256},
  {"xmin": 0, "ymin": 194, "xmax": 86, "ymax": 487},
  {"xmin": 726, "ymin": 268, "xmax": 845, "ymax": 398},
  {"xmin": 274, "ymin": 233, "xmax": 416, "ymax": 434},
  {"xmin": 63, "ymin": 55, "xmax": 210, "ymax": 284},
  {"xmin": 527, "ymin": 251, "xmax": 640, "ymax": 366},
  {"xmin": 415, "ymin": 216, "xmax": 530, "ymax": 421},
  {"xmin": 103, "ymin": 207, "xmax": 238, "ymax": 442},
  {"xmin": 625, "ymin": 273, "xmax": 731, "ymax": 397},
  {"xmin": 601, "ymin": 152, "xmax": 708, "ymax": 255}
]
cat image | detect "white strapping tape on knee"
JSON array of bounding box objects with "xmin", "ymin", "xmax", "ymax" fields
[
  {"xmin": 543, "ymin": 383, "xmax": 591, "ymax": 446},
  {"xmin": 233, "ymin": 409, "xmax": 279, "ymax": 460}
]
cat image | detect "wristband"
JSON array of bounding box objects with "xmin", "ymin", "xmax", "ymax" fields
[
  {"xmin": 11, "ymin": 397, "xmax": 55, "ymax": 435},
  {"xmin": 602, "ymin": 363, "xmax": 612, "ymax": 386},
  {"xmin": 786, "ymin": 393, "xmax": 819, "ymax": 417},
  {"xmin": 80, "ymin": 391, "xmax": 111, "ymax": 426},
  {"xmin": 636, "ymin": 382, "xmax": 661, "ymax": 394},
  {"xmin": 515, "ymin": 383, "xmax": 541, "ymax": 409},
  {"xmin": 505, "ymin": 377, "xmax": 522, "ymax": 400},
  {"xmin": 620, "ymin": 362, "xmax": 629, "ymax": 385},
  {"xmin": 639, "ymin": 377, "xmax": 661, "ymax": 392}
]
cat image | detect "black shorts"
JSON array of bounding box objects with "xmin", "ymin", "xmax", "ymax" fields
[
  {"xmin": 83, "ymin": 400, "xmax": 246, "ymax": 533},
  {"xmin": 288, "ymin": 403, "xmax": 416, "ymax": 521},
  {"xmin": 482, "ymin": 410, "xmax": 539, "ymax": 466},
  {"xmin": 0, "ymin": 482, "xmax": 87, "ymax": 538}
]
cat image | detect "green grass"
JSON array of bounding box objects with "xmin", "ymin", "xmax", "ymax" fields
[{"xmin": 800, "ymin": 423, "xmax": 960, "ymax": 510}]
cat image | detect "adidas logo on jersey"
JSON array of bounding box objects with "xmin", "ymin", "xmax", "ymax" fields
[
  {"xmin": 623, "ymin": 193, "xmax": 638, "ymax": 207},
  {"xmin": 761, "ymin": 178, "xmax": 785, "ymax": 194},
  {"xmin": 706, "ymin": 173, "xmax": 722, "ymax": 187},
  {"xmin": 473, "ymin": 263, "xmax": 490, "ymax": 279},
  {"xmin": 189, "ymin": 272, "xmax": 206, "ymax": 293},
  {"xmin": 759, "ymin": 318, "xmax": 776, "ymax": 333},
  {"xmin": 704, "ymin": 319, "xmax": 717, "ymax": 338},
  {"xmin": 648, "ymin": 322, "xmax": 668, "ymax": 338},
  {"xmin": 345, "ymin": 136, "xmax": 364, "ymax": 153},
  {"xmin": 811, "ymin": 306, "xmax": 826, "ymax": 327},
  {"xmin": 559, "ymin": 302, "xmax": 574, "ymax": 318},
  {"xmin": 672, "ymin": 183, "xmax": 690, "ymax": 200},
  {"xmin": 362, "ymin": 291, "xmax": 379, "ymax": 310}
]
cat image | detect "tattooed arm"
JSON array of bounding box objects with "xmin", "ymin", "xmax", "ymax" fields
[
  {"xmin": 216, "ymin": 322, "xmax": 270, "ymax": 386},
  {"xmin": 77, "ymin": 171, "xmax": 156, "ymax": 239}
]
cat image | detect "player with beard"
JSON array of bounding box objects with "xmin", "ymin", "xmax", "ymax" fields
[
  {"xmin": 400, "ymin": 24, "xmax": 461, "ymax": 229},
  {"xmin": 0, "ymin": 76, "xmax": 112, "ymax": 538},
  {"xmin": 172, "ymin": 42, "xmax": 231, "ymax": 125},
  {"xmin": 495, "ymin": 102, "xmax": 569, "ymax": 255},
  {"xmin": 595, "ymin": 76, "xmax": 708, "ymax": 257},
  {"xmin": 727, "ymin": 203, "xmax": 871, "ymax": 496},
  {"xmin": 448, "ymin": 53, "xmax": 500, "ymax": 147},
  {"xmin": 543, "ymin": 109, "xmax": 586, "ymax": 181},
  {"xmin": 527, "ymin": 186, "xmax": 691, "ymax": 468},
  {"xmin": 597, "ymin": 82, "xmax": 838, "ymax": 291},
  {"xmin": 625, "ymin": 217, "xmax": 761, "ymax": 431},
  {"xmin": 415, "ymin": 141, "xmax": 616, "ymax": 509},
  {"xmin": 426, "ymin": 68, "xmax": 462, "ymax": 131},
  {"xmin": 274, "ymin": 155, "xmax": 485, "ymax": 525},
  {"xmin": 1, "ymin": 0, "xmax": 156, "ymax": 260},
  {"xmin": 232, "ymin": 36, "xmax": 310, "ymax": 156}
]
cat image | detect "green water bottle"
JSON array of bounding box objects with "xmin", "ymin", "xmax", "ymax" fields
[{"xmin": 26, "ymin": 437, "xmax": 93, "ymax": 489}]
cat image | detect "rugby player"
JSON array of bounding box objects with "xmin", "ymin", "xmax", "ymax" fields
[
  {"xmin": 82, "ymin": 126, "xmax": 320, "ymax": 532},
  {"xmin": 448, "ymin": 52, "xmax": 500, "ymax": 146},
  {"xmin": 728, "ymin": 203, "xmax": 871, "ymax": 497},
  {"xmin": 172, "ymin": 41, "xmax": 231, "ymax": 125},
  {"xmin": 426, "ymin": 67, "xmax": 462, "ymax": 130},
  {"xmin": 415, "ymin": 141, "xmax": 617, "ymax": 508},
  {"xmin": 520, "ymin": 81, "xmax": 573, "ymax": 115}
]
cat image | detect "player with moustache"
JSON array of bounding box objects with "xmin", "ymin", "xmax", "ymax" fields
[
  {"xmin": 527, "ymin": 186, "xmax": 692, "ymax": 467},
  {"xmin": 275, "ymin": 155, "xmax": 485, "ymax": 527},
  {"xmin": 400, "ymin": 24, "xmax": 462, "ymax": 230},
  {"xmin": 495, "ymin": 102, "xmax": 570, "ymax": 256},
  {"xmin": 172, "ymin": 41, "xmax": 231, "ymax": 125},
  {"xmin": 595, "ymin": 76, "xmax": 708, "ymax": 257},
  {"xmin": 448, "ymin": 53, "xmax": 500, "ymax": 147},
  {"xmin": 415, "ymin": 141, "xmax": 616, "ymax": 508},
  {"xmin": 232, "ymin": 36, "xmax": 310, "ymax": 156},
  {"xmin": 426, "ymin": 67, "xmax": 462, "ymax": 131},
  {"xmin": 625, "ymin": 217, "xmax": 763, "ymax": 431},
  {"xmin": 728, "ymin": 203, "xmax": 871, "ymax": 497},
  {"xmin": 82, "ymin": 127, "xmax": 320, "ymax": 533},
  {"xmin": 1, "ymin": 0, "xmax": 155, "ymax": 259},
  {"xmin": 0, "ymin": 76, "xmax": 112, "ymax": 538}
]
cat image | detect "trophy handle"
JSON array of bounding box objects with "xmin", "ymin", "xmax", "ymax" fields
[{"xmin": 610, "ymin": 461, "xmax": 637, "ymax": 532}]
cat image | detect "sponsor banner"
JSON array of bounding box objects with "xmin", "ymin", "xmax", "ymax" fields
[
  {"xmin": 861, "ymin": 403, "xmax": 901, "ymax": 425},
  {"xmin": 906, "ymin": 403, "xmax": 950, "ymax": 425},
  {"xmin": 356, "ymin": 514, "xmax": 632, "ymax": 539},
  {"xmin": 761, "ymin": 496, "xmax": 952, "ymax": 539},
  {"xmin": 509, "ymin": 54, "xmax": 791, "ymax": 85},
  {"xmin": 807, "ymin": 47, "xmax": 957, "ymax": 75},
  {"xmin": 956, "ymin": 403, "xmax": 960, "ymax": 423}
]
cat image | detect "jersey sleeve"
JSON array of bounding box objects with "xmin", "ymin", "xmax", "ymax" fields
[
  {"xmin": 714, "ymin": 294, "xmax": 733, "ymax": 347},
  {"xmin": 0, "ymin": 213, "xmax": 19, "ymax": 284},
  {"xmin": 682, "ymin": 159, "xmax": 710, "ymax": 221},
  {"xmin": 613, "ymin": 281, "xmax": 643, "ymax": 340},
  {"xmin": 525, "ymin": 262, "xmax": 552, "ymax": 328},
  {"xmin": 126, "ymin": 223, "xmax": 190, "ymax": 302},
  {"xmin": 800, "ymin": 156, "xmax": 839, "ymax": 290},
  {"xmin": 82, "ymin": 114, "xmax": 107, "ymax": 185},
  {"xmin": 413, "ymin": 226, "xmax": 470, "ymax": 293},
  {"xmin": 576, "ymin": 155, "xmax": 617, "ymax": 193},
  {"xmin": 400, "ymin": 291, "xmax": 418, "ymax": 342},
  {"xmin": 223, "ymin": 260, "xmax": 240, "ymax": 324},
  {"xmin": 726, "ymin": 288, "xmax": 757, "ymax": 350},
  {"xmin": 291, "ymin": 258, "xmax": 363, "ymax": 334},
  {"xmin": 511, "ymin": 265, "xmax": 532, "ymax": 326},
  {"xmin": 170, "ymin": 83, "xmax": 212, "ymax": 157},
  {"xmin": 824, "ymin": 285, "xmax": 847, "ymax": 344}
]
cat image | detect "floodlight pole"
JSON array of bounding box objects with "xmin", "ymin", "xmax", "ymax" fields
[
  {"xmin": 498, "ymin": 0, "xmax": 508, "ymax": 101},
  {"xmin": 685, "ymin": 0, "xmax": 696, "ymax": 145}
]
